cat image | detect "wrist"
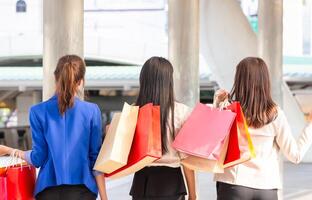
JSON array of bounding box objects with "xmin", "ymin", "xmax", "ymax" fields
[{"xmin": 5, "ymin": 146, "xmax": 14, "ymax": 155}]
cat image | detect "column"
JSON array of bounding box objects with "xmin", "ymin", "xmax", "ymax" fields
[
  {"xmin": 258, "ymin": 2, "xmax": 284, "ymax": 197},
  {"xmin": 168, "ymin": 0, "xmax": 200, "ymax": 107},
  {"xmin": 43, "ymin": 0, "xmax": 84, "ymax": 100},
  {"xmin": 258, "ymin": 0, "xmax": 283, "ymax": 106}
]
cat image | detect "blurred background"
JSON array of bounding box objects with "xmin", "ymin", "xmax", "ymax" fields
[{"xmin": 0, "ymin": 0, "xmax": 311, "ymax": 199}]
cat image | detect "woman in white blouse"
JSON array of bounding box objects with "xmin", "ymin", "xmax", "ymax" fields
[
  {"xmin": 214, "ymin": 57, "xmax": 312, "ymax": 200},
  {"xmin": 130, "ymin": 57, "xmax": 196, "ymax": 200}
]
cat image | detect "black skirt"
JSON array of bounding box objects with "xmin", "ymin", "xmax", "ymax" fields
[
  {"xmin": 130, "ymin": 166, "xmax": 187, "ymax": 200},
  {"xmin": 36, "ymin": 185, "xmax": 96, "ymax": 200},
  {"xmin": 216, "ymin": 182, "xmax": 278, "ymax": 200}
]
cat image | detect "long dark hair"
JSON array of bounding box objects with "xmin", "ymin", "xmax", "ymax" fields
[
  {"xmin": 136, "ymin": 57, "xmax": 175, "ymax": 153},
  {"xmin": 230, "ymin": 57, "xmax": 277, "ymax": 128},
  {"xmin": 54, "ymin": 55, "xmax": 86, "ymax": 115}
]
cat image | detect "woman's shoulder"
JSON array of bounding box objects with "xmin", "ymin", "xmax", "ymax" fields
[
  {"xmin": 174, "ymin": 101, "xmax": 193, "ymax": 121},
  {"xmin": 174, "ymin": 102, "xmax": 192, "ymax": 113},
  {"xmin": 30, "ymin": 98, "xmax": 53, "ymax": 113},
  {"xmin": 76, "ymin": 99, "xmax": 101, "ymax": 114},
  {"xmin": 264, "ymin": 106, "xmax": 287, "ymax": 127},
  {"xmin": 30, "ymin": 96, "xmax": 100, "ymax": 115},
  {"xmin": 77, "ymin": 99, "xmax": 98, "ymax": 108}
]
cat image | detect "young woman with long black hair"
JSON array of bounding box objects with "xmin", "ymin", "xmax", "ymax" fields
[
  {"xmin": 0, "ymin": 55, "xmax": 108, "ymax": 200},
  {"xmin": 214, "ymin": 57, "xmax": 312, "ymax": 200},
  {"xmin": 130, "ymin": 57, "xmax": 196, "ymax": 200}
]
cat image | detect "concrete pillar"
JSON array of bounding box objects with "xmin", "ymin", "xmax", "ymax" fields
[
  {"xmin": 43, "ymin": 0, "xmax": 84, "ymax": 100},
  {"xmin": 258, "ymin": 3, "xmax": 283, "ymax": 198},
  {"xmin": 258, "ymin": 0, "xmax": 283, "ymax": 106},
  {"xmin": 168, "ymin": 0, "xmax": 200, "ymax": 107}
]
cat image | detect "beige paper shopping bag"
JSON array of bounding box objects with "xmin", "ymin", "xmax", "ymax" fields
[{"xmin": 94, "ymin": 102, "xmax": 139, "ymax": 173}]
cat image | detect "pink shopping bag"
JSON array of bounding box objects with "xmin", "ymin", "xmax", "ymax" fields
[{"xmin": 172, "ymin": 103, "xmax": 236, "ymax": 159}]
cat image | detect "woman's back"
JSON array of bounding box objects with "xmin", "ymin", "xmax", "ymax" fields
[
  {"xmin": 214, "ymin": 58, "xmax": 312, "ymax": 200},
  {"xmin": 149, "ymin": 102, "xmax": 191, "ymax": 167},
  {"xmin": 27, "ymin": 95, "xmax": 102, "ymax": 195},
  {"xmin": 215, "ymin": 107, "xmax": 312, "ymax": 189},
  {"xmin": 0, "ymin": 55, "xmax": 107, "ymax": 200}
]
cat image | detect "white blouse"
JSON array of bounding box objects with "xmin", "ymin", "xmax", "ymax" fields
[
  {"xmin": 214, "ymin": 108, "xmax": 312, "ymax": 189},
  {"xmin": 148, "ymin": 102, "xmax": 192, "ymax": 168}
]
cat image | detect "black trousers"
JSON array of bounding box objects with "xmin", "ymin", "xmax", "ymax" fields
[
  {"xmin": 216, "ymin": 182, "xmax": 278, "ymax": 200},
  {"xmin": 36, "ymin": 185, "xmax": 96, "ymax": 200},
  {"xmin": 130, "ymin": 166, "xmax": 187, "ymax": 200}
]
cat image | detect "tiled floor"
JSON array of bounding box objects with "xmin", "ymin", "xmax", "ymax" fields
[{"xmin": 105, "ymin": 162, "xmax": 312, "ymax": 200}]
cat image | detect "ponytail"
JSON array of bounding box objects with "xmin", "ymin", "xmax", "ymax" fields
[{"xmin": 54, "ymin": 55, "xmax": 86, "ymax": 115}]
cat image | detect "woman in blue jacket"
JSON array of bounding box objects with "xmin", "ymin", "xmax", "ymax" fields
[{"xmin": 0, "ymin": 55, "xmax": 108, "ymax": 200}]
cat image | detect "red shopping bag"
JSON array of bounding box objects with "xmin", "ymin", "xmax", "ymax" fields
[
  {"xmin": 106, "ymin": 103, "xmax": 162, "ymax": 179},
  {"xmin": 172, "ymin": 103, "xmax": 236, "ymax": 159},
  {"xmin": 6, "ymin": 165, "xmax": 36, "ymax": 200},
  {"xmin": 223, "ymin": 102, "xmax": 256, "ymax": 168},
  {"xmin": 0, "ymin": 174, "xmax": 7, "ymax": 200}
]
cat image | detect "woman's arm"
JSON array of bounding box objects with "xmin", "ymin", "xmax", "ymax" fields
[
  {"xmin": 0, "ymin": 146, "xmax": 25, "ymax": 158},
  {"xmin": 276, "ymin": 111, "xmax": 312, "ymax": 164},
  {"xmin": 90, "ymin": 105, "xmax": 108, "ymax": 199},
  {"xmin": 183, "ymin": 166, "xmax": 197, "ymax": 200},
  {"xmin": 0, "ymin": 145, "xmax": 14, "ymax": 156},
  {"xmin": 95, "ymin": 174, "xmax": 108, "ymax": 200}
]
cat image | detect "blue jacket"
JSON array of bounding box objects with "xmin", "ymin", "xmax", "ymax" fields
[{"xmin": 25, "ymin": 95, "xmax": 102, "ymax": 195}]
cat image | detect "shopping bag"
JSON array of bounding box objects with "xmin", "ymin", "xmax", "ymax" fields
[
  {"xmin": 0, "ymin": 167, "xmax": 5, "ymax": 176},
  {"xmin": 106, "ymin": 103, "xmax": 161, "ymax": 179},
  {"xmin": 6, "ymin": 165, "xmax": 36, "ymax": 200},
  {"xmin": 0, "ymin": 155, "xmax": 36, "ymax": 200},
  {"xmin": 0, "ymin": 156, "xmax": 24, "ymax": 169},
  {"xmin": 94, "ymin": 102, "xmax": 139, "ymax": 173},
  {"xmin": 0, "ymin": 174, "xmax": 7, "ymax": 200},
  {"xmin": 172, "ymin": 103, "xmax": 236, "ymax": 159},
  {"xmin": 223, "ymin": 102, "xmax": 256, "ymax": 168},
  {"xmin": 181, "ymin": 133, "xmax": 230, "ymax": 173}
]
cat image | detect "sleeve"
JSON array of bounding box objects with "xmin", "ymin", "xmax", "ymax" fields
[
  {"xmin": 27, "ymin": 108, "xmax": 48, "ymax": 168},
  {"xmin": 176, "ymin": 103, "xmax": 193, "ymax": 134},
  {"xmin": 275, "ymin": 110, "xmax": 312, "ymax": 164},
  {"xmin": 89, "ymin": 105, "xmax": 103, "ymax": 176},
  {"xmin": 175, "ymin": 103, "xmax": 193, "ymax": 160}
]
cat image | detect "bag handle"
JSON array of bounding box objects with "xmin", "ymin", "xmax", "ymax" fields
[{"xmin": 6, "ymin": 150, "xmax": 24, "ymax": 170}]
